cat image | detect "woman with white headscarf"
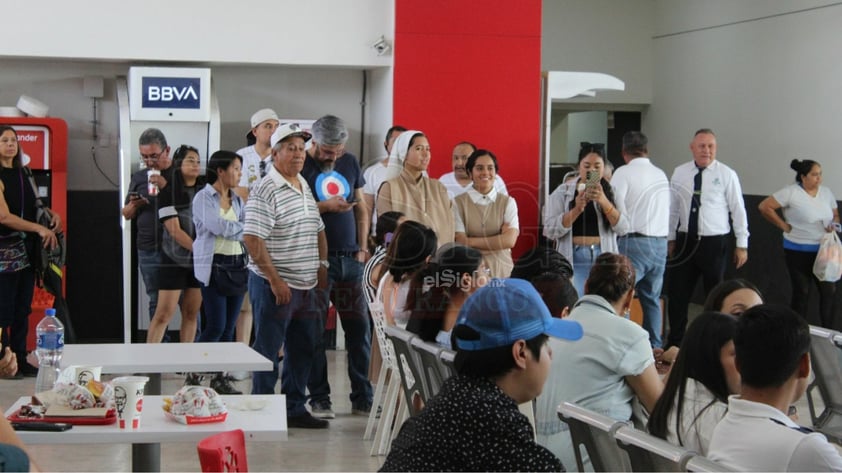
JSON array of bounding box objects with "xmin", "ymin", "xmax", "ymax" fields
[{"xmin": 377, "ymin": 131, "xmax": 454, "ymax": 244}]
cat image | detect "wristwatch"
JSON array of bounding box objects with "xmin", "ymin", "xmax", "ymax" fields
[{"xmin": 319, "ymin": 260, "xmax": 330, "ymax": 269}]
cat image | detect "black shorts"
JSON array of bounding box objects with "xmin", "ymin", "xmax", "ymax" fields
[{"xmin": 158, "ymin": 252, "xmax": 201, "ymax": 290}]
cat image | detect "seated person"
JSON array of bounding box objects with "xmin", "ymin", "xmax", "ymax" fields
[
  {"xmin": 376, "ymin": 220, "xmax": 438, "ymax": 328},
  {"xmin": 380, "ymin": 279, "xmax": 583, "ymax": 472},
  {"xmin": 647, "ymin": 312, "xmax": 740, "ymax": 455},
  {"xmin": 549, "ymin": 253, "xmax": 663, "ymax": 422},
  {"xmin": 405, "ymin": 244, "xmax": 487, "ymax": 347},
  {"xmin": 511, "ymin": 254, "xmax": 582, "ymax": 468},
  {"xmin": 708, "ymin": 304, "xmax": 842, "ymax": 471},
  {"xmin": 703, "ymin": 278, "xmax": 764, "ymax": 316}
]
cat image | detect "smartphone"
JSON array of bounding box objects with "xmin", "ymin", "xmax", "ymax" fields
[
  {"xmin": 586, "ymin": 170, "xmax": 600, "ymax": 186},
  {"xmin": 11, "ymin": 422, "xmax": 73, "ymax": 432},
  {"xmin": 127, "ymin": 191, "xmax": 140, "ymax": 199}
]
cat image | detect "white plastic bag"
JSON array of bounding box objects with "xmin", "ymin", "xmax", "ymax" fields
[{"xmin": 813, "ymin": 232, "xmax": 842, "ymax": 282}]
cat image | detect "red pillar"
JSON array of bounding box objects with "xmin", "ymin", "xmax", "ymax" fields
[{"xmin": 393, "ymin": 0, "xmax": 543, "ymax": 256}]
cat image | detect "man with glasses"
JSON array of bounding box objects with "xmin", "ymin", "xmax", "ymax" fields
[
  {"xmin": 301, "ymin": 114, "xmax": 373, "ymax": 418},
  {"xmin": 121, "ymin": 128, "xmax": 172, "ymax": 326}
]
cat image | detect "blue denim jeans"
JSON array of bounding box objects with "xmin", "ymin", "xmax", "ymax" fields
[
  {"xmin": 137, "ymin": 249, "xmax": 160, "ymax": 321},
  {"xmin": 308, "ymin": 255, "xmax": 373, "ymax": 408},
  {"xmin": 618, "ymin": 236, "xmax": 667, "ymax": 348},
  {"xmin": 572, "ymin": 245, "xmax": 602, "ymax": 297},
  {"xmin": 197, "ymin": 284, "xmax": 244, "ymax": 343},
  {"xmin": 249, "ymin": 271, "xmax": 322, "ymax": 417}
]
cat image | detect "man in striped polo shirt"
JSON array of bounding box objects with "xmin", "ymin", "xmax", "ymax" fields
[{"xmin": 244, "ymin": 123, "xmax": 330, "ymax": 429}]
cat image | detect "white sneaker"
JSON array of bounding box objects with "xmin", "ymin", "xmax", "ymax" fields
[
  {"xmin": 311, "ymin": 401, "xmax": 335, "ymax": 419},
  {"xmin": 228, "ymin": 371, "xmax": 250, "ymax": 381}
]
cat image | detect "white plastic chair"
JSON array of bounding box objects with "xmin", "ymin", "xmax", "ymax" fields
[
  {"xmin": 557, "ymin": 402, "xmax": 632, "ymax": 472},
  {"xmin": 364, "ymin": 276, "xmax": 409, "ymax": 456}
]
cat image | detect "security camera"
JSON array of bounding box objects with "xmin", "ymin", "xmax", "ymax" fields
[{"xmin": 372, "ymin": 35, "xmax": 391, "ymax": 56}]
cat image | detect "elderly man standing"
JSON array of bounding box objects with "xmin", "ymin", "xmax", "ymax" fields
[
  {"xmin": 244, "ymin": 123, "xmax": 330, "ymax": 429},
  {"xmin": 302, "ymin": 114, "xmax": 373, "ymax": 418},
  {"xmin": 667, "ymin": 128, "xmax": 749, "ymax": 348},
  {"xmin": 121, "ymin": 128, "xmax": 172, "ymax": 333},
  {"xmin": 611, "ymin": 131, "xmax": 670, "ymax": 348}
]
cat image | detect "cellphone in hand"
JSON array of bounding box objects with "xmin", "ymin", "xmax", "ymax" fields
[
  {"xmin": 127, "ymin": 191, "xmax": 141, "ymax": 199},
  {"xmin": 586, "ymin": 170, "xmax": 601, "ymax": 186}
]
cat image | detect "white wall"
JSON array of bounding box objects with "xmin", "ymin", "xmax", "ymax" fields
[
  {"xmin": 646, "ymin": 0, "xmax": 842, "ymax": 195},
  {"xmin": 5, "ymin": 0, "xmax": 392, "ymax": 68},
  {"xmin": 542, "ymin": 0, "xmax": 654, "ymax": 105},
  {"xmin": 0, "ymin": 60, "xmax": 392, "ymax": 190}
]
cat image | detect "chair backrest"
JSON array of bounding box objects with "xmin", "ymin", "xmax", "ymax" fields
[
  {"xmin": 385, "ymin": 325, "xmax": 427, "ymax": 416},
  {"xmin": 412, "ymin": 337, "xmax": 450, "ymax": 398},
  {"xmin": 558, "ymin": 402, "xmax": 632, "ymax": 472},
  {"xmin": 684, "ymin": 455, "xmax": 736, "ymax": 472},
  {"xmin": 439, "ymin": 348, "xmax": 455, "ymax": 378},
  {"xmin": 368, "ymin": 298, "xmax": 397, "ymax": 370},
  {"xmin": 197, "ymin": 429, "xmax": 248, "ymax": 472},
  {"xmin": 805, "ymin": 325, "xmax": 842, "ymax": 444},
  {"xmin": 613, "ymin": 425, "xmax": 695, "ymax": 472}
]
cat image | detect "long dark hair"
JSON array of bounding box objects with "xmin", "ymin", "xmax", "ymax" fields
[
  {"xmin": 648, "ymin": 312, "xmax": 738, "ymax": 444},
  {"xmin": 0, "ymin": 126, "xmax": 23, "ymax": 168},
  {"xmin": 576, "ymin": 141, "xmax": 615, "ymax": 205},
  {"xmin": 370, "ymin": 211, "xmax": 404, "ymax": 250},
  {"xmin": 383, "ymin": 221, "xmax": 437, "ymax": 282},
  {"xmin": 405, "ymin": 244, "xmax": 483, "ymax": 342}
]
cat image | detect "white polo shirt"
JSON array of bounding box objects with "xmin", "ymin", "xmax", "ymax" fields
[{"xmin": 709, "ymin": 395, "xmax": 842, "ymax": 471}]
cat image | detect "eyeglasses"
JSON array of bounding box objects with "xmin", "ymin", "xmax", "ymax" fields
[
  {"xmin": 140, "ymin": 149, "xmax": 167, "ymax": 161},
  {"xmin": 580, "ymin": 142, "xmax": 605, "ymax": 152}
]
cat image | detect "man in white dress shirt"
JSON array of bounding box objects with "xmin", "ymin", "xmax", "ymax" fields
[
  {"xmin": 708, "ymin": 303, "xmax": 842, "ymax": 471},
  {"xmin": 611, "ymin": 131, "xmax": 670, "ymax": 348},
  {"xmin": 363, "ymin": 125, "xmax": 405, "ymax": 234},
  {"xmin": 439, "ymin": 141, "xmax": 508, "ymax": 198},
  {"xmin": 666, "ymin": 129, "xmax": 749, "ymax": 348}
]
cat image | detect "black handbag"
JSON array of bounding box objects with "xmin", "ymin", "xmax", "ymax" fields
[
  {"xmin": 211, "ymin": 251, "xmax": 248, "ymax": 296},
  {"xmin": 22, "ymin": 167, "xmax": 66, "ymax": 280}
]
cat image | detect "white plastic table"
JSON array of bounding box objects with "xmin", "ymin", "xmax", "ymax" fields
[
  {"xmin": 56, "ymin": 342, "xmax": 273, "ymax": 471},
  {"xmin": 7, "ymin": 395, "xmax": 286, "ymax": 471}
]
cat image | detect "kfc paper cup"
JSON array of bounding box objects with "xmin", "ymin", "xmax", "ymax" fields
[{"xmin": 112, "ymin": 376, "xmax": 149, "ymax": 429}]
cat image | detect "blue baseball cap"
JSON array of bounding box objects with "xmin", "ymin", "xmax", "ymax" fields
[{"xmin": 453, "ymin": 278, "xmax": 584, "ymax": 351}]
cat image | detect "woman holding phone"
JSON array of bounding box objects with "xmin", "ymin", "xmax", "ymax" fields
[{"xmin": 543, "ymin": 142, "xmax": 622, "ymax": 296}]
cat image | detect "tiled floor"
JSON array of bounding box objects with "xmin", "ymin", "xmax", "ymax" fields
[{"xmin": 1, "ymin": 350, "xmax": 385, "ymax": 472}]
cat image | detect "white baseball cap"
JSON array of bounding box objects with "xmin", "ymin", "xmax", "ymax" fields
[
  {"xmin": 270, "ymin": 123, "xmax": 313, "ymax": 148},
  {"xmin": 250, "ymin": 108, "xmax": 279, "ymax": 129}
]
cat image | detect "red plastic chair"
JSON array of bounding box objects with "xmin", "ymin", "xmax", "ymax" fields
[{"xmin": 197, "ymin": 429, "xmax": 249, "ymax": 472}]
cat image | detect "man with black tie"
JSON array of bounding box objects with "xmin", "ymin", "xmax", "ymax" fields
[{"xmin": 667, "ymin": 128, "xmax": 749, "ymax": 347}]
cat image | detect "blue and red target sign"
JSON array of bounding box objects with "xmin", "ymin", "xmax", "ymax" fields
[{"xmin": 315, "ymin": 171, "xmax": 351, "ymax": 201}]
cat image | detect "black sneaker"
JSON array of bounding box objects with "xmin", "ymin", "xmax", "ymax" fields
[
  {"xmin": 210, "ymin": 374, "xmax": 242, "ymax": 395},
  {"xmin": 351, "ymin": 402, "xmax": 372, "ymax": 416},
  {"xmin": 183, "ymin": 373, "xmax": 203, "ymax": 386},
  {"xmin": 287, "ymin": 412, "xmax": 329, "ymax": 429}
]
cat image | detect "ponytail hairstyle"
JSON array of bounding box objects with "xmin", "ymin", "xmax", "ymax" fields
[{"xmin": 382, "ymin": 220, "xmax": 437, "ymax": 282}]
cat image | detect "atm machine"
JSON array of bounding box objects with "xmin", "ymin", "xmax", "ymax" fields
[{"xmin": 117, "ymin": 67, "xmax": 221, "ymax": 343}]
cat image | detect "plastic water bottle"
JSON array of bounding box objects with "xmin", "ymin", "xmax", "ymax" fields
[{"xmin": 34, "ymin": 308, "xmax": 64, "ymax": 394}]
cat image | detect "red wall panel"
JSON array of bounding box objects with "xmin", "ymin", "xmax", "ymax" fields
[{"xmin": 394, "ymin": 0, "xmax": 544, "ymax": 255}]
